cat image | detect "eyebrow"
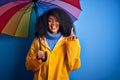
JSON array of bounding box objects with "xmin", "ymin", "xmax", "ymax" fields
[
  {"xmin": 48, "ymin": 17, "xmax": 53, "ymax": 19},
  {"xmin": 48, "ymin": 17, "xmax": 58, "ymax": 21}
]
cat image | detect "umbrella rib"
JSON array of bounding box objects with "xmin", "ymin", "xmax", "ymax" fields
[
  {"xmin": 38, "ymin": 1, "xmax": 80, "ymax": 19},
  {"xmin": 0, "ymin": 2, "xmax": 31, "ymax": 34},
  {"xmin": 49, "ymin": 1, "xmax": 80, "ymax": 18},
  {"xmin": 15, "ymin": 3, "xmax": 33, "ymax": 37}
]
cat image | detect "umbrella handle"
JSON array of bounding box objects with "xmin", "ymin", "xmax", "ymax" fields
[{"xmin": 41, "ymin": 51, "xmax": 48, "ymax": 62}]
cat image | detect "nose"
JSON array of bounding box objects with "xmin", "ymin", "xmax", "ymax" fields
[{"xmin": 51, "ymin": 20, "xmax": 56, "ymax": 25}]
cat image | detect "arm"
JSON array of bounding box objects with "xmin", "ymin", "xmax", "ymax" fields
[
  {"xmin": 25, "ymin": 38, "xmax": 43, "ymax": 72},
  {"xmin": 66, "ymin": 37, "xmax": 81, "ymax": 71}
]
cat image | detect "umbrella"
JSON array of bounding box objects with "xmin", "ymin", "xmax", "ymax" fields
[{"xmin": 0, "ymin": 0, "xmax": 82, "ymax": 38}]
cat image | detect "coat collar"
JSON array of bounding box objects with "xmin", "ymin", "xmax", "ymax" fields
[{"xmin": 40, "ymin": 36, "xmax": 66, "ymax": 51}]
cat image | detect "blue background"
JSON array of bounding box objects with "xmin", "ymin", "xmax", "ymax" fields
[{"xmin": 0, "ymin": 0, "xmax": 120, "ymax": 80}]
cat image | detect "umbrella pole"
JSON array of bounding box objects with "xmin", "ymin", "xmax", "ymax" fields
[
  {"xmin": 33, "ymin": 2, "xmax": 42, "ymax": 50},
  {"xmin": 33, "ymin": 0, "xmax": 47, "ymax": 62},
  {"xmin": 33, "ymin": 1, "xmax": 38, "ymax": 20}
]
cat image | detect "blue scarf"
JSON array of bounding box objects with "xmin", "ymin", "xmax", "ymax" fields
[{"xmin": 46, "ymin": 31, "xmax": 61, "ymax": 50}]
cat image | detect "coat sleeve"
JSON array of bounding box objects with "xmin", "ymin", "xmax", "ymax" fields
[
  {"xmin": 66, "ymin": 38, "xmax": 81, "ymax": 71},
  {"xmin": 25, "ymin": 38, "xmax": 43, "ymax": 72}
]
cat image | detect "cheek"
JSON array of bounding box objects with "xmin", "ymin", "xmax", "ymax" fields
[
  {"xmin": 47, "ymin": 23, "xmax": 51, "ymax": 30},
  {"xmin": 48, "ymin": 22, "xmax": 51, "ymax": 26},
  {"xmin": 57, "ymin": 23, "xmax": 60, "ymax": 27}
]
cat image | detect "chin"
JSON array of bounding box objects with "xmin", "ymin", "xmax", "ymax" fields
[
  {"xmin": 51, "ymin": 30, "xmax": 57, "ymax": 33},
  {"xmin": 52, "ymin": 32, "xmax": 57, "ymax": 34}
]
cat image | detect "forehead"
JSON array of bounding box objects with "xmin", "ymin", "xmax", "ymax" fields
[{"xmin": 48, "ymin": 15, "xmax": 57, "ymax": 20}]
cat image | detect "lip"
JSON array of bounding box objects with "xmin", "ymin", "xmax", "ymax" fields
[{"xmin": 51, "ymin": 26, "xmax": 57, "ymax": 29}]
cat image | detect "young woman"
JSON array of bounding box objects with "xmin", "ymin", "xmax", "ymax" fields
[{"xmin": 25, "ymin": 8, "xmax": 81, "ymax": 80}]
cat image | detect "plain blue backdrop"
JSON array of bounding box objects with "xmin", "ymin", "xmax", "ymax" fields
[{"xmin": 0, "ymin": 0, "xmax": 120, "ymax": 80}]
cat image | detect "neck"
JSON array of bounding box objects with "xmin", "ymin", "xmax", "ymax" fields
[{"xmin": 46, "ymin": 31, "xmax": 61, "ymax": 39}]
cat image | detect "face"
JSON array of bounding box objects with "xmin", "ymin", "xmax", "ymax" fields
[{"xmin": 48, "ymin": 15, "xmax": 60, "ymax": 34}]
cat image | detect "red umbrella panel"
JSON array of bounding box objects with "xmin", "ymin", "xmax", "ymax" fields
[{"xmin": 0, "ymin": 0, "xmax": 82, "ymax": 38}]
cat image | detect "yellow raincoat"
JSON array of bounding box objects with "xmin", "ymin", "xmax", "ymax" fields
[{"xmin": 25, "ymin": 36, "xmax": 81, "ymax": 80}]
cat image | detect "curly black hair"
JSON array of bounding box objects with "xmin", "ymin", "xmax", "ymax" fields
[{"xmin": 35, "ymin": 8, "xmax": 75, "ymax": 38}]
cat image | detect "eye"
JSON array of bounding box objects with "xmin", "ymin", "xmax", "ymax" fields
[
  {"xmin": 48, "ymin": 18, "xmax": 53, "ymax": 22},
  {"xmin": 55, "ymin": 19, "xmax": 59, "ymax": 22}
]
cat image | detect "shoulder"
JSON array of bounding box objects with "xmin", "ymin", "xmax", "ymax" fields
[
  {"xmin": 31, "ymin": 37, "xmax": 39, "ymax": 45},
  {"xmin": 33, "ymin": 37, "xmax": 38, "ymax": 41}
]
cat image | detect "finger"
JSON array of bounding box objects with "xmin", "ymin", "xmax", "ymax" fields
[
  {"xmin": 42, "ymin": 56, "xmax": 45, "ymax": 59},
  {"xmin": 70, "ymin": 35, "xmax": 77, "ymax": 40},
  {"xmin": 71, "ymin": 28, "xmax": 73, "ymax": 35},
  {"xmin": 72, "ymin": 36, "xmax": 75, "ymax": 40},
  {"xmin": 68, "ymin": 36, "xmax": 72, "ymax": 40}
]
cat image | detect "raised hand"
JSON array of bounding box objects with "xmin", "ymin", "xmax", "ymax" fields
[{"xmin": 68, "ymin": 28, "xmax": 77, "ymax": 40}]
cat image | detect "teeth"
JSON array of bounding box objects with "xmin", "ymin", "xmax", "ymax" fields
[{"xmin": 51, "ymin": 26, "xmax": 56, "ymax": 29}]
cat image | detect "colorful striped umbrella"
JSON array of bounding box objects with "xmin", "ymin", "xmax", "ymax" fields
[{"xmin": 0, "ymin": 0, "xmax": 81, "ymax": 38}]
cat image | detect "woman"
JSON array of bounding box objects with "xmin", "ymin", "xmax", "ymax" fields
[{"xmin": 25, "ymin": 8, "xmax": 81, "ymax": 80}]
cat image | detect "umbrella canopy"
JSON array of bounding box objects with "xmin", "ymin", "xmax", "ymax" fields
[{"xmin": 0, "ymin": 0, "xmax": 81, "ymax": 38}]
